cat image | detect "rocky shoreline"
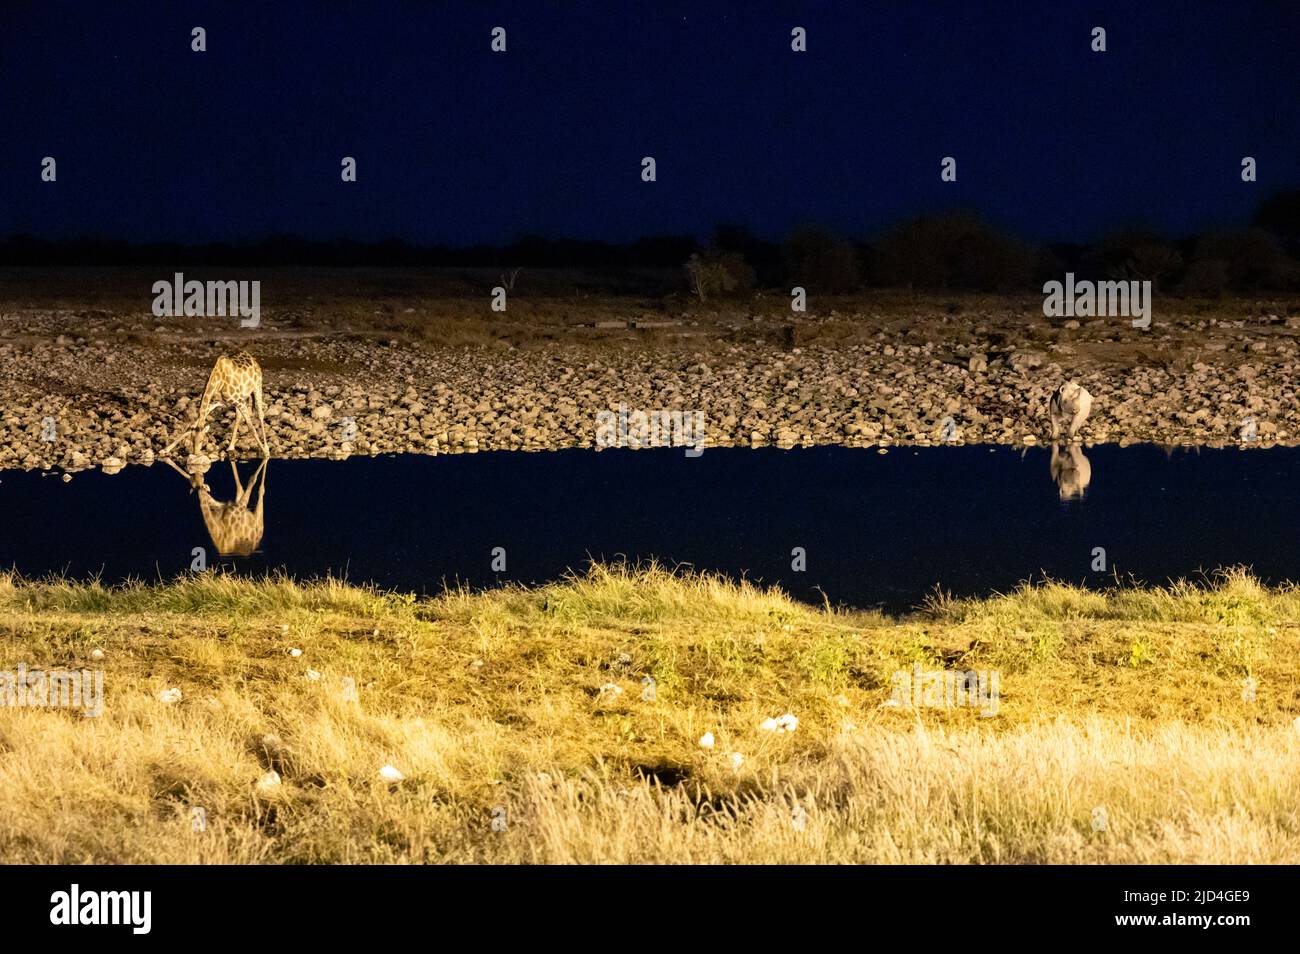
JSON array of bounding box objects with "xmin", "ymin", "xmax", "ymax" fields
[{"xmin": 3, "ymin": 303, "xmax": 1298, "ymax": 474}]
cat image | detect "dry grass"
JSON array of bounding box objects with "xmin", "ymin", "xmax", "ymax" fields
[{"xmin": 0, "ymin": 564, "xmax": 1297, "ymax": 863}]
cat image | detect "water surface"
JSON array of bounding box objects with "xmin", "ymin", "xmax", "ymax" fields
[{"xmin": 1, "ymin": 444, "xmax": 1296, "ymax": 613}]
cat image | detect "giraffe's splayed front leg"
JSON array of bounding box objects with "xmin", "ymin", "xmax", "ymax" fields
[{"xmin": 159, "ymin": 429, "xmax": 189, "ymax": 458}]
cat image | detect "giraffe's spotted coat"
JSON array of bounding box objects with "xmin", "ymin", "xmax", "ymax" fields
[{"xmin": 164, "ymin": 352, "xmax": 271, "ymax": 458}]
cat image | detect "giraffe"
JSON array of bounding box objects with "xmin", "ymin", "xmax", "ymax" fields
[
  {"xmin": 164, "ymin": 457, "xmax": 269, "ymax": 557},
  {"xmin": 162, "ymin": 352, "xmax": 270, "ymax": 459}
]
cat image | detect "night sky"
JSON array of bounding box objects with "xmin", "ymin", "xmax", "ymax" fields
[{"xmin": 3, "ymin": 0, "xmax": 1297, "ymax": 246}]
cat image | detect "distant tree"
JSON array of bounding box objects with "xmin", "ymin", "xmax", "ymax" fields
[
  {"xmin": 1112, "ymin": 240, "xmax": 1183, "ymax": 289},
  {"xmin": 1087, "ymin": 229, "xmax": 1182, "ymax": 288},
  {"xmin": 1034, "ymin": 245, "xmax": 1072, "ymax": 286},
  {"xmin": 1097, "ymin": 233, "xmax": 1190, "ymax": 289},
  {"xmin": 873, "ymin": 213, "xmax": 1033, "ymax": 291},
  {"xmin": 1179, "ymin": 259, "xmax": 1229, "ymax": 298},
  {"xmin": 782, "ymin": 225, "xmax": 862, "ymax": 293},
  {"xmin": 951, "ymin": 223, "xmax": 1036, "ymax": 291},
  {"xmin": 872, "ymin": 218, "xmax": 946, "ymax": 289},
  {"xmin": 1192, "ymin": 228, "xmax": 1294, "ymax": 291},
  {"xmin": 1252, "ymin": 189, "xmax": 1300, "ymax": 253}
]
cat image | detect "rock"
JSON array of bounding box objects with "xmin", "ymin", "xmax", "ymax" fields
[{"xmin": 1009, "ymin": 351, "xmax": 1045, "ymax": 372}]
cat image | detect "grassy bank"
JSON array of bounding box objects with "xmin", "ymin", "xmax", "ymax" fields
[{"xmin": 1, "ymin": 565, "xmax": 1297, "ymax": 863}]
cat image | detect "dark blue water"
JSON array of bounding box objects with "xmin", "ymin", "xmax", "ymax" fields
[{"xmin": 0, "ymin": 445, "xmax": 1295, "ymax": 613}]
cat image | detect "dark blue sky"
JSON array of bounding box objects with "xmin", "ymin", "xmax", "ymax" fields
[{"xmin": 3, "ymin": 0, "xmax": 1297, "ymax": 245}]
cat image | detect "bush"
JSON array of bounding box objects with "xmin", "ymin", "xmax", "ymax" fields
[
  {"xmin": 873, "ymin": 213, "xmax": 1034, "ymax": 291},
  {"xmin": 1114, "ymin": 242, "xmax": 1184, "ymax": 289},
  {"xmin": 1180, "ymin": 260, "xmax": 1229, "ymax": 298},
  {"xmin": 782, "ymin": 226, "xmax": 863, "ymax": 293},
  {"xmin": 1192, "ymin": 229, "xmax": 1293, "ymax": 291},
  {"xmin": 712, "ymin": 224, "xmax": 782, "ymax": 286},
  {"xmin": 1253, "ymin": 189, "xmax": 1300, "ymax": 252},
  {"xmin": 685, "ymin": 248, "xmax": 754, "ymax": 300},
  {"xmin": 1084, "ymin": 230, "xmax": 1183, "ymax": 289}
]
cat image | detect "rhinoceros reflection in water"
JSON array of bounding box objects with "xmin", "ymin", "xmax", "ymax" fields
[
  {"xmin": 164, "ymin": 457, "xmax": 268, "ymax": 556},
  {"xmin": 1050, "ymin": 444, "xmax": 1091, "ymax": 501}
]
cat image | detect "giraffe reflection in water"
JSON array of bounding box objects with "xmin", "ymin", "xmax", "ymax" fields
[
  {"xmin": 1049, "ymin": 444, "xmax": 1091, "ymax": 501},
  {"xmin": 165, "ymin": 457, "xmax": 269, "ymax": 556}
]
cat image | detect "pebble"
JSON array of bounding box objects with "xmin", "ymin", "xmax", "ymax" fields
[{"xmin": 4, "ymin": 309, "xmax": 1300, "ymax": 472}]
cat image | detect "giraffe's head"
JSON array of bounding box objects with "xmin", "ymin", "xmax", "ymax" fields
[
  {"xmin": 185, "ymin": 454, "xmax": 214, "ymax": 493},
  {"xmin": 164, "ymin": 455, "xmax": 213, "ymax": 494}
]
